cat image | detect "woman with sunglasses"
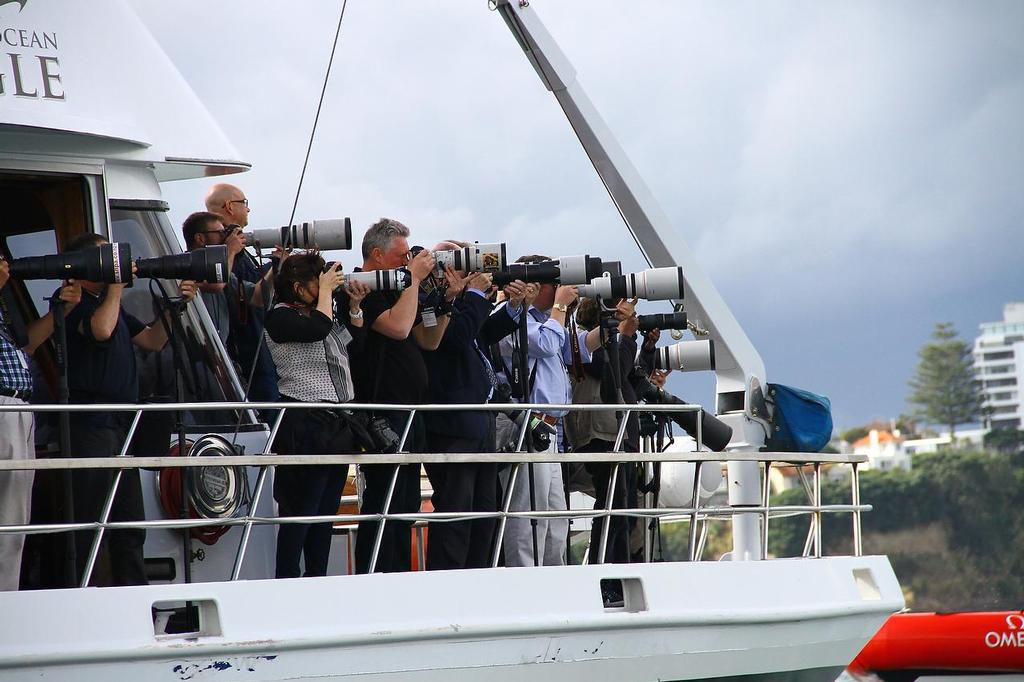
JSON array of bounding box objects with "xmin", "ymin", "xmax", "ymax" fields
[{"xmin": 263, "ymin": 252, "xmax": 370, "ymax": 578}]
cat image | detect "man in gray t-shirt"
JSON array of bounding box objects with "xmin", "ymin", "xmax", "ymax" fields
[{"xmin": 181, "ymin": 211, "xmax": 270, "ymax": 350}]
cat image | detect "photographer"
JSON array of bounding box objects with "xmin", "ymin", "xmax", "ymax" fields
[
  {"xmin": 565, "ymin": 297, "xmax": 644, "ymax": 565},
  {"xmin": 496, "ymin": 255, "xmax": 603, "ymax": 567},
  {"xmin": 263, "ymin": 253, "xmax": 369, "ymax": 578},
  {"xmin": 180, "ymin": 211, "xmax": 279, "ymax": 347},
  {"xmin": 0, "ymin": 257, "xmax": 79, "ymax": 590},
  {"xmin": 204, "ymin": 184, "xmax": 280, "ymax": 404},
  {"xmin": 63, "ymin": 233, "xmax": 197, "ymax": 586},
  {"xmin": 337, "ymin": 218, "xmax": 438, "ymax": 574},
  {"xmin": 420, "ymin": 256, "xmax": 527, "ymax": 570}
]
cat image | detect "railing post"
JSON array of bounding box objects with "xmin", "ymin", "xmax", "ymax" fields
[
  {"xmin": 687, "ymin": 460, "xmax": 702, "ymax": 561},
  {"xmin": 596, "ymin": 410, "xmax": 631, "ymax": 565},
  {"xmin": 813, "ymin": 462, "xmax": 822, "ymax": 558},
  {"xmin": 760, "ymin": 461, "xmax": 772, "ymax": 561},
  {"xmin": 368, "ymin": 410, "xmax": 416, "ymax": 574},
  {"xmin": 595, "ymin": 463, "xmax": 619, "ymax": 565},
  {"xmin": 80, "ymin": 409, "xmax": 143, "ymax": 587},
  {"xmin": 231, "ymin": 407, "xmax": 287, "ymax": 581},
  {"xmin": 491, "ymin": 463, "xmax": 521, "ymax": 568},
  {"xmin": 851, "ymin": 463, "xmax": 862, "ymax": 557}
]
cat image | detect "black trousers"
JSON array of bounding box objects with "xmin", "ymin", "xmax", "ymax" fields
[
  {"xmin": 578, "ymin": 439, "xmax": 637, "ymax": 565},
  {"xmin": 273, "ymin": 405, "xmax": 352, "ymax": 579},
  {"xmin": 424, "ymin": 423, "xmax": 498, "ymax": 570},
  {"xmin": 70, "ymin": 421, "xmax": 147, "ymax": 587},
  {"xmin": 354, "ymin": 412, "xmax": 424, "ymax": 574}
]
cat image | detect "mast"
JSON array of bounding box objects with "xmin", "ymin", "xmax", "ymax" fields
[{"xmin": 493, "ymin": 0, "xmax": 766, "ymax": 559}]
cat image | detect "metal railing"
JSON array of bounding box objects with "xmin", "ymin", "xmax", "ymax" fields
[{"xmin": 0, "ymin": 400, "xmax": 869, "ymax": 586}]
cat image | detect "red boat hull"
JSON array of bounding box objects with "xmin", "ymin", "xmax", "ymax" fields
[{"xmin": 849, "ymin": 611, "xmax": 1024, "ymax": 675}]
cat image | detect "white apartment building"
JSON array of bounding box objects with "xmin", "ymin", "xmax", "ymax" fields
[{"xmin": 974, "ymin": 302, "xmax": 1024, "ymax": 431}]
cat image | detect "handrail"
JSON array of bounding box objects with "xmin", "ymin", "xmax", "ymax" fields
[
  {"xmin": 0, "ymin": 400, "xmax": 701, "ymax": 413},
  {"xmin": 0, "ymin": 451, "xmax": 867, "ymax": 471}
]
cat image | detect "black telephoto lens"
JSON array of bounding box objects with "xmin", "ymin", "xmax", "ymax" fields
[
  {"xmin": 9, "ymin": 242, "xmax": 133, "ymax": 284},
  {"xmin": 135, "ymin": 245, "xmax": 229, "ymax": 283},
  {"xmin": 636, "ymin": 312, "xmax": 687, "ymax": 332},
  {"xmin": 630, "ymin": 371, "xmax": 733, "ymax": 451}
]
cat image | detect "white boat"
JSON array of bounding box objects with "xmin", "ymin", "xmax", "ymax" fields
[{"xmin": 0, "ymin": 1, "xmax": 904, "ymax": 680}]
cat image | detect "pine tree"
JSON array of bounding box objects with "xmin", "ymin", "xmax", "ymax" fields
[{"xmin": 907, "ymin": 322, "xmax": 981, "ymax": 439}]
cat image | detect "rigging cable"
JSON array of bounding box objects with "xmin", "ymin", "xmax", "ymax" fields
[
  {"xmin": 287, "ymin": 0, "xmax": 349, "ymax": 227},
  {"xmin": 231, "ymin": 0, "xmax": 349, "ymax": 445}
]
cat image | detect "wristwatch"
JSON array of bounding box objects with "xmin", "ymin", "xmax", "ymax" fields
[
  {"xmin": 552, "ymin": 303, "xmax": 569, "ymax": 313},
  {"xmin": 349, "ymin": 308, "xmax": 364, "ymax": 319}
]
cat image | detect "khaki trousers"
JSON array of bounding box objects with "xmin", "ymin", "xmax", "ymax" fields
[{"xmin": 0, "ymin": 396, "xmax": 34, "ymax": 591}]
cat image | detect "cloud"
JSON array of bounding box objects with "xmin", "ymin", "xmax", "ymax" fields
[{"xmin": 138, "ymin": 0, "xmax": 1024, "ymax": 425}]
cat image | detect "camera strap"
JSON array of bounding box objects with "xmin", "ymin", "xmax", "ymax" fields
[{"xmin": 567, "ymin": 305, "xmax": 585, "ymax": 383}]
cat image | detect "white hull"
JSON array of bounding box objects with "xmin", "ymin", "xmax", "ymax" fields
[{"xmin": 0, "ymin": 556, "xmax": 902, "ymax": 681}]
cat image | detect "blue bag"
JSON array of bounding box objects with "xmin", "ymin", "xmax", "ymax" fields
[{"xmin": 765, "ymin": 384, "xmax": 833, "ymax": 452}]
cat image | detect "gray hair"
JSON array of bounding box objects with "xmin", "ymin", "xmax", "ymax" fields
[{"xmin": 361, "ymin": 217, "xmax": 410, "ymax": 260}]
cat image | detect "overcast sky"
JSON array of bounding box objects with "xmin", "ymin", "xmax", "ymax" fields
[{"xmin": 136, "ymin": 0, "xmax": 1023, "ymax": 430}]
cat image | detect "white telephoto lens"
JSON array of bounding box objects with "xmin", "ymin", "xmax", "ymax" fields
[
  {"xmin": 554, "ymin": 255, "xmax": 604, "ymax": 285},
  {"xmin": 467, "ymin": 243, "xmax": 506, "ymax": 273},
  {"xmin": 346, "ymin": 268, "xmax": 410, "ymax": 292},
  {"xmin": 656, "ymin": 339, "xmax": 715, "ymax": 372},
  {"xmin": 245, "ymin": 218, "xmax": 352, "ymax": 250},
  {"xmin": 434, "ymin": 249, "xmax": 459, "ymax": 273},
  {"xmin": 554, "ymin": 255, "xmax": 589, "ymax": 284},
  {"xmin": 628, "ymin": 267, "xmax": 684, "ymax": 301}
]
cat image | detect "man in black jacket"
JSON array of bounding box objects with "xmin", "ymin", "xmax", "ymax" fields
[{"xmin": 421, "ymin": 269, "xmax": 526, "ymax": 570}]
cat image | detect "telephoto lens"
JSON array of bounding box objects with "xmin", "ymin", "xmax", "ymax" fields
[
  {"xmin": 244, "ymin": 218, "xmax": 352, "ymax": 251},
  {"xmin": 655, "ymin": 339, "xmax": 715, "ymax": 372},
  {"xmin": 579, "ymin": 266, "xmax": 684, "ymax": 301},
  {"xmin": 601, "ymin": 311, "xmax": 688, "ymax": 332},
  {"xmin": 637, "ymin": 311, "xmax": 687, "ymax": 332},
  {"xmin": 135, "ymin": 245, "xmax": 230, "ymax": 283},
  {"xmin": 630, "ymin": 371, "xmax": 733, "ymax": 451},
  {"xmin": 9, "ymin": 242, "xmax": 133, "ymax": 283},
  {"xmin": 492, "ymin": 254, "xmax": 604, "ymax": 286},
  {"xmin": 345, "ymin": 268, "xmax": 413, "ymax": 292},
  {"xmin": 433, "ymin": 243, "xmax": 507, "ymax": 275}
]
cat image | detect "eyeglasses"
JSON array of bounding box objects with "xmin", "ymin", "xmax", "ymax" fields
[{"xmin": 228, "ymin": 199, "xmax": 249, "ymax": 208}]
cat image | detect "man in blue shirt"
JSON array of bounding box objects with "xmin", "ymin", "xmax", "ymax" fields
[{"xmin": 497, "ymin": 255, "xmax": 602, "ymax": 567}]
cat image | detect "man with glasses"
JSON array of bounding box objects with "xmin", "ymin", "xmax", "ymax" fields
[
  {"xmin": 205, "ymin": 184, "xmax": 279, "ymax": 405},
  {"xmin": 181, "ymin": 211, "xmax": 269, "ymax": 346}
]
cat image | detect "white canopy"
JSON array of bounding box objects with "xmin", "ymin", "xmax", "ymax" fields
[{"xmin": 0, "ymin": 0, "xmax": 248, "ymax": 180}]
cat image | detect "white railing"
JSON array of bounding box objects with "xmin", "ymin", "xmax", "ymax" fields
[{"xmin": 0, "ymin": 401, "xmax": 869, "ymax": 586}]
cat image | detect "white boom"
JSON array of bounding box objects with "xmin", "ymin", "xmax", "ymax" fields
[{"xmin": 494, "ymin": 0, "xmax": 767, "ymax": 559}]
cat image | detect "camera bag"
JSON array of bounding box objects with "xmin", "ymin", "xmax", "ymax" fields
[{"xmin": 764, "ymin": 384, "xmax": 833, "ymax": 452}]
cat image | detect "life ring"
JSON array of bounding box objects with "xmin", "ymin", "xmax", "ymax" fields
[{"xmin": 158, "ymin": 434, "xmax": 248, "ymax": 546}]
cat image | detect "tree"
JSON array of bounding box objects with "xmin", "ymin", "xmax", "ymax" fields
[
  {"xmin": 984, "ymin": 428, "xmax": 1024, "ymax": 454},
  {"xmin": 907, "ymin": 322, "xmax": 981, "ymax": 437}
]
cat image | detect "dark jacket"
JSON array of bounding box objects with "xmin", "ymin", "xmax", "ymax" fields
[{"xmin": 423, "ymin": 292, "xmax": 517, "ymax": 439}]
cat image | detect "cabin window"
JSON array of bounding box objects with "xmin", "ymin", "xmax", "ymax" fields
[{"xmin": 110, "ymin": 204, "xmax": 251, "ymax": 428}]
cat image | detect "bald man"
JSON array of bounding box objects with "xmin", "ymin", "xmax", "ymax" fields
[
  {"xmin": 203, "ymin": 182, "xmax": 279, "ymax": 406},
  {"xmin": 205, "ymin": 183, "xmax": 251, "ymax": 229}
]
